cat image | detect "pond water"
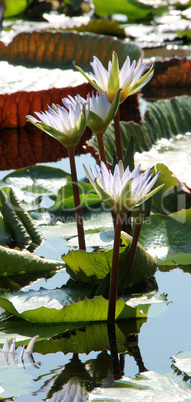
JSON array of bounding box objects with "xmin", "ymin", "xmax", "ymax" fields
[{"xmin": 0, "ymin": 134, "xmax": 190, "ymax": 400}]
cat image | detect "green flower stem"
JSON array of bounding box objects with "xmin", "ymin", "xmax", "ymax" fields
[
  {"xmin": 97, "ymin": 134, "xmax": 108, "ymax": 168},
  {"xmin": 108, "ymin": 214, "xmax": 123, "ymax": 324},
  {"xmin": 114, "ymin": 109, "xmax": 123, "ymax": 161},
  {"xmin": 117, "ymin": 222, "xmax": 142, "ymax": 294},
  {"xmin": 68, "ymin": 147, "xmax": 86, "ymax": 251}
]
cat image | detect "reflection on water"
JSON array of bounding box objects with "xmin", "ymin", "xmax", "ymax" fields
[
  {"xmin": 32, "ymin": 322, "xmax": 147, "ymax": 401},
  {"xmin": 135, "ymin": 133, "xmax": 191, "ymax": 186}
]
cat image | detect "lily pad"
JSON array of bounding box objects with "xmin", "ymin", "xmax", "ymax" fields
[
  {"xmin": 63, "ymin": 232, "xmax": 157, "ymax": 288},
  {"xmin": 139, "ymin": 209, "xmax": 191, "ymax": 265},
  {"xmin": 89, "ymin": 371, "xmax": 191, "ymax": 401},
  {"xmin": 93, "ymin": 0, "xmax": 152, "ymax": 20},
  {"xmin": 0, "ymin": 245, "xmax": 64, "ymax": 276},
  {"xmin": 171, "ymin": 350, "xmax": 191, "ymax": 378},
  {"xmin": 89, "ymin": 95, "xmax": 191, "ymax": 163},
  {"xmin": 0, "ymin": 290, "xmax": 164, "ymax": 323},
  {"xmin": 1, "ymin": 31, "xmax": 141, "ymax": 68}
]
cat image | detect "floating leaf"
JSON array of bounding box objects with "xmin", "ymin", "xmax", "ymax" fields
[
  {"xmin": 88, "ymin": 95, "xmax": 191, "ymax": 163},
  {"xmin": 171, "ymin": 350, "xmax": 191, "ymax": 378},
  {"xmin": 0, "ymin": 290, "xmax": 165, "ymax": 323},
  {"xmin": 3, "ymin": 165, "xmax": 68, "ymax": 203},
  {"xmin": 63, "ymin": 232, "xmax": 157, "ymax": 288},
  {"xmin": 0, "ymin": 245, "xmax": 64, "ymax": 277},
  {"xmin": 0, "ymin": 31, "xmax": 141, "ymax": 68},
  {"xmin": 139, "ymin": 209, "xmax": 191, "ymax": 265},
  {"xmin": 151, "ymin": 163, "xmax": 191, "ymax": 215},
  {"xmin": 89, "ymin": 371, "xmax": 191, "ymax": 401},
  {"xmin": 50, "ymin": 176, "xmax": 101, "ymax": 212},
  {"xmin": 4, "ymin": 0, "xmax": 33, "ymax": 18},
  {"xmin": 93, "ymin": 0, "xmax": 152, "ymax": 20},
  {"xmin": 0, "ymin": 82, "xmax": 94, "ymax": 129},
  {"xmin": 67, "ymin": 19, "xmax": 126, "ymax": 37},
  {"xmin": 143, "ymin": 59, "xmax": 191, "ymax": 99}
]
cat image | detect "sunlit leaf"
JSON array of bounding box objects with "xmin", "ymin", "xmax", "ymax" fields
[
  {"xmin": 0, "ymin": 290, "xmax": 162, "ymax": 323},
  {"xmin": 89, "ymin": 371, "xmax": 191, "ymax": 400},
  {"xmin": 93, "ymin": 0, "xmax": 152, "ymax": 19},
  {"xmin": 69, "ymin": 19, "xmax": 126, "ymax": 37},
  {"xmin": 50, "ymin": 177, "xmax": 101, "ymax": 212},
  {"xmin": 0, "ymin": 245, "xmax": 64, "ymax": 276},
  {"xmin": 139, "ymin": 209, "xmax": 191, "ymax": 265},
  {"xmin": 1, "ymin": 31, "xmax": 141, "ymax": 68},
  {"xmin": 3, "ymin": 165, "xmax": 68, "ymax": 204},
  {"xmin": 88, "ymin": 95, "xmax": 191, "ymax": 164},
  {"xmin": 171, "ymin": 350, "xmax": 191, "ymax": 378},
  {"xmin": 63, "ymin": 232, "xmax": 157, "ymax": 288},
  {"xmin": 4, "ymin": 0, "xmax": 33, "ymax": 18},
  {"xmin": 151, "ymin": 163, "xmax": 191, "ymax": 214}
]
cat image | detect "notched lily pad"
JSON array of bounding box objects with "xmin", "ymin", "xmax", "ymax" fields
[
  {"xmin": 0, "ymin": 289, "xmax": 166, "ymax": 323},
  {"xmin": 63, "ymin": 232, "xmax": 157, "ymax": 289}
]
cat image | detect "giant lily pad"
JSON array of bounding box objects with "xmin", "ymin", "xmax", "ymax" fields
[{"xmin": 0, "ymin": 31, "xmax": 141, "ymax": 68}]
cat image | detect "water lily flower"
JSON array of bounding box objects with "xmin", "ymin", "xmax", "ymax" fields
[
  {"xmin": 87, "ymin": 90, "xmax": 120, "ymax": 136},
  {"xmin": 75, "ymin": 51, "xmax": 154, "ymax": 103},
  {"xmin": 27, "ymin": 96, "xmax": 89, "ymax": 148},
  {"xmin": 62, "ymin": 91, "xmax": 120, "ymax": 136},
  {"xmin": 84, "ymin": 161, "xmax": 163, "ymax": 215}
]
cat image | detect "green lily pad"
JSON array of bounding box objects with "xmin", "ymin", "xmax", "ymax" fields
[
  {"xmin": 89, "ymin": 95, "xmax": 191, "ymax": 164},
  {"xmin": 50, "ymin": 176, "xmax": 101, "ymax": 213},
  {"xmin": 63, "ymin": 232, "xmax": 157, "ymax": 288},
  {"xmin": 0, "ymin": 290, "xmax": 163, "ymax": 323},
  {"xmin": 93, "ymin": 0, "xmax": 152, "ymax": 20},
  {"xmin": 0, "ymin": 244, "xmax": 64, "ymax": 277},
  {"xmin": 139, "ymin": 209, "xmax": 191, "ymax": 265},
  {"xmin": 4, "ymin": 0, "xmax": 33, "ymax": 18},
  {"xmin": 67, "ymin": 19, "xmax": 126, "ymax": 37},
  {"xmin": 3, "ymin": 165, "xmax": 68, "ymax": 203}
]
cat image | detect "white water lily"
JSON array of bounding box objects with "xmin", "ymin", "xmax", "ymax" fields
[
  {"xmin": 87, "ymin": 90, "xmax": 120, "ymax": 135},
  {"xmin": 84, "ymin": 161, "xmax": 163, "ymax": 214},
  {"xmin": 62, "ymin": 91, "xmax": 120, "ymax": 135},
  {"xmin": 27, "ymin": 96, "xmax": 89, "ymax": 148},
  {"xmin": 75, "ymin": 51, "xmax": 154, "ymax": 103}
]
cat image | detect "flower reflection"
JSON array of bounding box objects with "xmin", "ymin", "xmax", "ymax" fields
[{"xmin": 0, "ymin": 335, "xmax": 39, "ymax": 368}]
